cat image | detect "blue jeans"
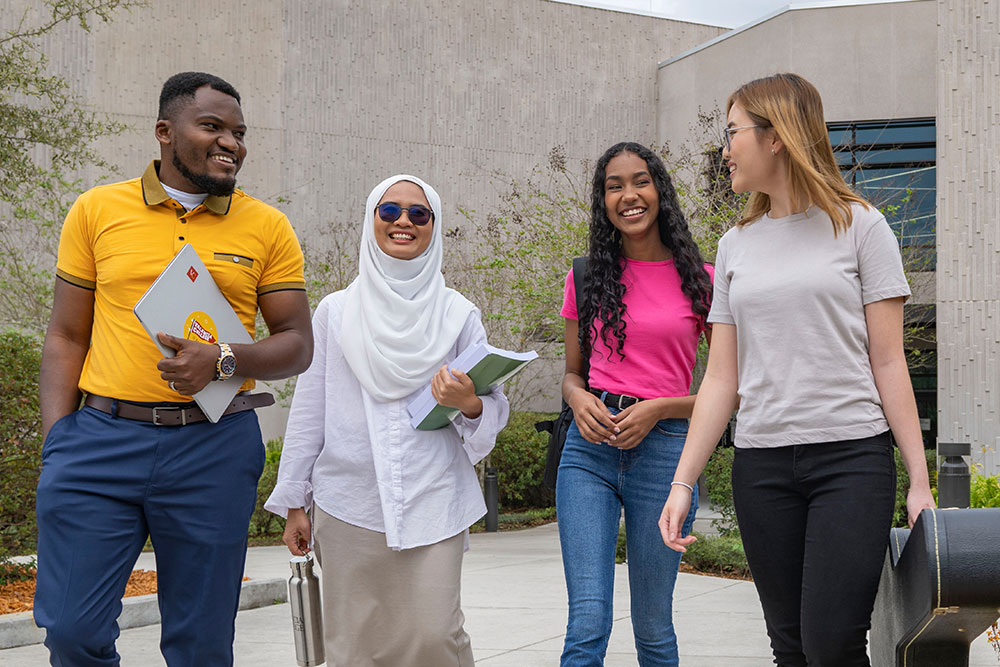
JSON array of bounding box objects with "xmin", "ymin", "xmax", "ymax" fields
[
  {"xmin": 556, "ymin": 414, "xmax": 697, "ymax": 666},
  {"xmin": 34, "ymin": 404, "xmax": 265, "ymax": 667}
]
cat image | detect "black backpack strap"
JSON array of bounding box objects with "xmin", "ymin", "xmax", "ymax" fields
[
  {"xmin": 572, "ymin": 256, "xmax": 590, "ymax": 385},
  {"xmin": 539, "ymin": 255, "xmax": 590, "ymax": 490}
]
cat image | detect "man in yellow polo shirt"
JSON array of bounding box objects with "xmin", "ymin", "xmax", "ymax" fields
[{"xmin": 34, "ymin": 72, "xmax": 313, "ymax": 666}]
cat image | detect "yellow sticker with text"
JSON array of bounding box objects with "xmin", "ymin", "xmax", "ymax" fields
[{"xmin": 184, "ymin": 311, "xmax": 218, "ymax": 344}]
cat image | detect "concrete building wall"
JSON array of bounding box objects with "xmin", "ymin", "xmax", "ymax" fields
[
  {"xmin": 6, "ymin": 0, "xmax": 721, "ymax": 226},
  {"xmin": 2, "ymin": 0, "xmax": 722, "ymax": 437},
  {"xmin": 655, "ymin": 0, "xmax": 936, "ymax": 145},
  {"xmin": 936, "ymin": 0, "xmax": 1000, "ymax": 473}
]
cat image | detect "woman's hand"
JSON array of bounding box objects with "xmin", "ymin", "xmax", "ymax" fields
[
  {"xmin": 567, "ymin": 387, "xmax": 619, "ymax": 444},
  {"xmin": 906, "ymin": 482, "xmax": 936, "ymax": 528},
  {"xmin": 659, "ymin": 485, "xmax": 697, "ymax": 552},
  {"xmin": 283, "ymin": 507, "xmax": 312, "ymax": 556},
  {"xmin": 609, "ymin": 400, "xmax": 664, "ymax": 450},
  {"xmin": 431, "ymin": 365, "xmax": 483, "ymax": 418}
]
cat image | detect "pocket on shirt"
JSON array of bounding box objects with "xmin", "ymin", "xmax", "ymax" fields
[{"xmin": 206, "ymin": 252, "xmax": 258, "ymax": 294}]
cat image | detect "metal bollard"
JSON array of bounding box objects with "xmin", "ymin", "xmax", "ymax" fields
[
  {"xmin": 485, "ymin": 467, "xmax": 499, "ymax": 532},
  {"xmin": 937, "ymin": 442, "xmax": 971, "ymax": 509}
]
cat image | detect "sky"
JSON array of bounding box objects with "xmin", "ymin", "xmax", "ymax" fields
[{"xmin": 551, "ymin": 0, "xmax": 911, "ymax": 28}]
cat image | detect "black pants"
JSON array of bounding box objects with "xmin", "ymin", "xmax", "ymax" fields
[{"xmin": 732, "ymin": 432, "xmax": 896, "ymax": 667}]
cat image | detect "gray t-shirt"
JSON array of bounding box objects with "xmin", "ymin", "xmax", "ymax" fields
[{"xmin": 709, "ymin": 203, "xmax": 910, "ymax": 448}]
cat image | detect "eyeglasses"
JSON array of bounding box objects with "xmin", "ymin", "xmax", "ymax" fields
[
  {"xmin": 722, "ymin": 125, "xmax": 764, "ymax": 151},
  {"xmin": 375, "ymin": 202, "xmax": 434, "ymax": 226}
]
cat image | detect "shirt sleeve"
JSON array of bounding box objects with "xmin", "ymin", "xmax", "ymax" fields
[
  {"xmin": 55, "ymin": 193, "xmax": 97, "ymax": 289},
  {"xmin": 560, "ymin": 268, "xmax": 577, "ymax": 320},
  {"xmin": 452, "ymin": 310, "xmax": 511, "ymax": 465},
  {"xmin": 258, "ymin": 213, "xmax": 306, "ymax": 295},
  {"xmin": 264, "ymin": 296, "xmax": 330, "ymax": 518},
  {"xmin": 707, "ymin": 232, "xmax": 735, "ymax": 325},
  {"xmin": 856, "ymin": 210, "xmax": 911, "ymax": 305},
  {"xmin": 700, "ymin": 263, "xmax": 716, "ymax": 333}
]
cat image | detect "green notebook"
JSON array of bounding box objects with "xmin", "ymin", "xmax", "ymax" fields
[{"xmin": 407, "ymin": 342, "xmax": 538, "ymax": 430}]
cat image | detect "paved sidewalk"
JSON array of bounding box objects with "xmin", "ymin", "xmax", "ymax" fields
[{"xmin": 2, "ymin": 522, "xmax": 998, "ymax": 665}]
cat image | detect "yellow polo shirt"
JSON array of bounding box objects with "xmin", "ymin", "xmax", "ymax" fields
[{"xmin": 56, "ymin": 160, "xmax": 306, "ymax": 402}]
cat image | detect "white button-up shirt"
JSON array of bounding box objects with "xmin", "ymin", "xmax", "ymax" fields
[{"xmin": 265, "ymin": 291, "xmax": 509, "ymax": 550}]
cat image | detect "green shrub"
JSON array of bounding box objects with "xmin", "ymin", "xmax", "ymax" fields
[
  {"xmin": 248, "ymin": 438, "xmax": 284, "ymax": 536},
  {"xmin": 682, "ymin": 532, "xmax": 750, "ymax": 579},
  {"xmin": 971, "ymin": 472, "xmax": 1000, "ymax": 508},
  {"xmin": 0, "ymin": 330, "xmax": 43, "ymax": 560},
  {"xmin": 0, "ymin": 558, "xmax": 36, "ymax": 585},
  {"xmin": 702, "ymin": 446, "xmax": 738, "ymax": 537},
  {"xmin": 893, "ymin": 449, "xmax": 938, "ymax": 527},
  {"xmin": 616, "ymin": 522, "xmax": 627, "ymax": 564},
  {"xmin": 490, "ymin": 410, "xmax": 556, "ymax": 509}
]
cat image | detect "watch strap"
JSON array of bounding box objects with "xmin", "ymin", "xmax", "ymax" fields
[{"xmin": 215, "ymin": 342, "xmax": 236, "ymax": 381}]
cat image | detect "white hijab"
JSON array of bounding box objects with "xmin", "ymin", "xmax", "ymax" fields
[{"xmin": 340, "ymin": 175, "xmax": 475, "ymax": 402}]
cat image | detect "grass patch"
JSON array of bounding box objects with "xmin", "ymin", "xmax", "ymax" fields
[
  {"xmin": 248, "ymin": 534, "xmax": 286, "ymax": 548},
  {"xmin": 470, "ymin": 507, "xmax": 557, "ymax": 533},
  {"xmin": 681, "ymin": 532, "xmax": 751, "ymax": 580}
]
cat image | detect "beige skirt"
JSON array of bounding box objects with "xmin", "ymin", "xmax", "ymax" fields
[{"xmin": 312, "ymin": 506, "xmax": 474, "ymax": 667}]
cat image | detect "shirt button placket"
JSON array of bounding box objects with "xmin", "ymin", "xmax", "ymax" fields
[
  {"xmin": 175, "ymin": 206, "xmax": 189, "ymax": 250},
  {"xmin": 390, "ymin": 402, "xmax": 404, "ymax": 541}
]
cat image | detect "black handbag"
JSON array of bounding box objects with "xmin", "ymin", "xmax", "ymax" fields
[{"xmin": 536, "ymin": 256, "xmax": 589, "ymax": 490}]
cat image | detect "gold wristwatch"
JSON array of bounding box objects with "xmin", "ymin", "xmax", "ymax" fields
[{"xmin": 215, "ymin": 342, "xmax": 237, "ymax": 381}]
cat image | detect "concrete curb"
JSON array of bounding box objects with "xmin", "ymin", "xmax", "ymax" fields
[{"xmin": 0, "ymin": 577, "xmax": 287, "ymax": 650}]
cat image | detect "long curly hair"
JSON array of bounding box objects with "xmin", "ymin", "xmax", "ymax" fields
[{"xmin": 578, "ymin": 142, "xmax": 713, "ymax": 361}]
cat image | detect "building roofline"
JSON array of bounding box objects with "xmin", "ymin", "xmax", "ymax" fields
[
  {"xmin": 657, "ymin": 0, "xmax": 926, "ymax": 69},
  {"xmin": 543, "ymin": 0, "xmax": 729, "ymax": 28}
]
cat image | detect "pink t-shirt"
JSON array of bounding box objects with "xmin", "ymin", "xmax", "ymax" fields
[{"xmin": 561, "ymin": 259, "xmax": 714, "ymax": 399}]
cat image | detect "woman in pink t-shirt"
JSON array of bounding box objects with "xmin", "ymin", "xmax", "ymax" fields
[{"xmin": 556, "ymin": 141, "xmax": 713, "ymax": 666}]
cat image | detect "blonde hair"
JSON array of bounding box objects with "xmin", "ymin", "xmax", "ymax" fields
[{"xmin": 727, "ymin": 72, "xmax": 868, "ymax": 235}]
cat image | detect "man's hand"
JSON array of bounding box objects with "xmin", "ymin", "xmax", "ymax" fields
[{"xmin": 156, "ymin": 332, "xmax": 220, "ymax": 396}]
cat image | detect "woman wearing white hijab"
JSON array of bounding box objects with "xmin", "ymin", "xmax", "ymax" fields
[{"xmin": 266, "ymin": 175, "xmax": 510, "ymax": 666}]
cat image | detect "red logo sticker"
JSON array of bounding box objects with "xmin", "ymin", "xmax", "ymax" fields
[
  {"xmin": 188, "ymin": 318, "xmax": 216, "ymax": 343},
  {"xmin": 187, "ymin": 266, "xmax": 198, "ymax": 282}
]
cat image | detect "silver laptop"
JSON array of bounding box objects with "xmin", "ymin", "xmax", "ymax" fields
[{"xmin": 133, "ymin": 244, "xmax": 254, "ymax": 422}]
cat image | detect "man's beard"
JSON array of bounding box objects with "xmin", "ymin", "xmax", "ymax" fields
[{"xmin": 172, "ymin": 152, "xmax": 237, "ymax": 197}]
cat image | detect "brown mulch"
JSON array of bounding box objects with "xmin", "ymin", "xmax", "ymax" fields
[
  {"xmin": 0, "ymin": 570, "xmax": 250, "ymax": 615},
  {"xmin": 0, "ymin": 569, "xmax": 158, "ymax": 615},
  {"xmin": 679, "ymin": 562, "xmax": 753, "ymax": 581}
]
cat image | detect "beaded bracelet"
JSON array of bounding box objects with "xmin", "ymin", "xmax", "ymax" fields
[{"xmin": 670, "ymin": 480, "xmax": 694, "ymax": 492}]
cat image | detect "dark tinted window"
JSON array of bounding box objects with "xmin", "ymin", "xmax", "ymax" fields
[{"xmin": 828, "ymin": 118, "xmax": 935, "ymax": 264}]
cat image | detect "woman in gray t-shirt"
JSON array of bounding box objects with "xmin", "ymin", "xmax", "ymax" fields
[{"xmin": 658, "ymin": 73, "xmax": 935, "ymax": 667}]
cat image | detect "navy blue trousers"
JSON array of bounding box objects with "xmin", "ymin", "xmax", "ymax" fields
[{"xmin": 33, "ymin": 404, "xmax": 265, "ymax": 667}]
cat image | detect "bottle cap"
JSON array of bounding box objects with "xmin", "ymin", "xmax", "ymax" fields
[{"xmin": 289, "ymin": 553, "xmax": 314, "ymax": 576}]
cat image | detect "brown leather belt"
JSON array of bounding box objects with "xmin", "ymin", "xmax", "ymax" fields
[{"xmin": 84, "ymin": 392, "xmax": 275, "ymax": 426}]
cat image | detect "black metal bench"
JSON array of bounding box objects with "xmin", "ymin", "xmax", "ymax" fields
[{"xmin": 871, "ymin": 507, "xmax": 1000, "ymax": 666}]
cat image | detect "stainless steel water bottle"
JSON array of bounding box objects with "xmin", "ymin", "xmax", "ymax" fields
[{"xmin": 288, "ymin": 553, "xmax": 325, "ymax": 666}]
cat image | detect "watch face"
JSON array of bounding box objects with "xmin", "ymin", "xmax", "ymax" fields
[{"xmin": 220, "ymin": 356, "xmax": 237, "ymax": 376}]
